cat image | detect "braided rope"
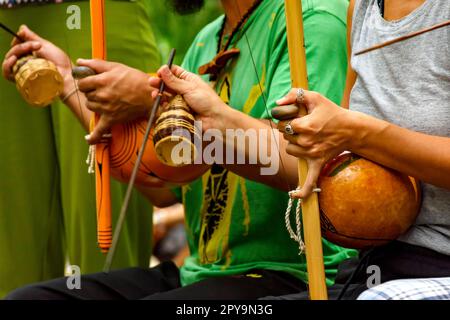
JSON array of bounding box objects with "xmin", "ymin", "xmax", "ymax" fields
[{"xmin": 285, "ymin": 187, "xmax": 322, "ymax": 255}]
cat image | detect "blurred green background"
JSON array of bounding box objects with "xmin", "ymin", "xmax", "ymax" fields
[{"xmin": 148, "ymin": 0, "xmax": 222, "ymax": 65}]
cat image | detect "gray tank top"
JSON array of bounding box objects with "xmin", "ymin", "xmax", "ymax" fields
[{"xmin": 350, "ymin": 0, "xmax": 450, "ymax": 255}]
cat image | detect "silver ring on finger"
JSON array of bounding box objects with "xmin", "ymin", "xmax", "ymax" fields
[
  {"xmin": 285, "ymin": 121, "xmax": 295, "ymax": 135},
  {"xmin": 296, "ymin": 88, "xmax": 305, "ymax": 104}
]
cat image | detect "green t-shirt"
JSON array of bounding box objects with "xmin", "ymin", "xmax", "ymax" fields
[{"xmin": 178, "ymin": 0, "xmax": 356, "ymax": 286}]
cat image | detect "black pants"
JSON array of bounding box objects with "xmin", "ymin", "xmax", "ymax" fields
[
  {"xmin": 5, "ymin": 261, "xmax": 307, "ymax": 300},
  {"xmin": 263, "ymin": 241, "xmax": 450, "ymax": 300}
]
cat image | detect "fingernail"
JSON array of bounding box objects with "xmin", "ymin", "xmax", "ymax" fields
[
  {"xmin": 77, "ymin": 58, "xmax": 87, "ymax": 65},
  {"xmin": 102, "ymin": 133, "xmax": 112, "ymax": 138},
  {"xmin": 84, "ymin": 134, "xmax": 91, "ymax": 141}
]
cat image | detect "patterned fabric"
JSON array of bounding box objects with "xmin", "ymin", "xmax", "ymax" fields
[
  {"xmin": 178, "ymin": 0, "xmax": 356, "ymax": 287},
  {"xmin": 358, "ymin": 278, "xmax": 450, "ymax": 300}
]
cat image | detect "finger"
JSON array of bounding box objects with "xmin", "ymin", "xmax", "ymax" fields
[
  {"xmin": 86, "ymin": 116, "xmax": 112, "ymax": 145},
  {"xmin": 149, "ymin": 76, "xmax": 177, "ymax": 97},
  {"xmin": 151, "ymin": 91, "xmax": 172, "ymax": 106},
  {"xmin": 290, "ymin": 160, "xmax": 322, "ymax": 199},
  {"xmin": 169, "ymin": 65, "xmax": 194, "ymax": 81},
  {"xmin": 158, "ymin": 65, "xmax": 191, "ymax": 94},
  {"xmin": 149, "ymin": 75, "xmax": 162, "ymax": 88},
  {"xmin": 276, "ymin": 88, "xmax": 317, "ymax": 108},
  {"xmin": 278, "ymin": 118, "xmax": 303, "ymax": 135},
  {"xmin": 77, "ymin": 74, "xmax": 106, "ymax": 93},
  {"xmin": 283, "ymin": 133, "xmax": 300, "ymax": 145},
  {"xmin": 271, "ymin": 104, "xmax": 299, "ymax": 121},
  {"xmin": 2, "ymin": 55, "xmax": 17, "ymax": 80},
  {"xmin": 277, "ymin": 120, "xmax": 295, "ymax": 133},
  {"xmin": 18, "ymin": 25, "xmax": 43, "ymax": 42},
  {"xmin": 283, "ymin": 117, "xmax": 312, "ymax": 135},
  {"xmin": 276, "ymin": 88, "xmax": 297, "ymax": 106},
  {"xmin": 76, "ymin": 58, "xmax": 116, "ymax": 74},
  {"xmin": 5, "ymin": 41, "xmax": 41, "ymax": 59},
  {"xmin": 85, "ymin": 100, "xmax": 105, "ymax": 114},
  {"xmin": 85, "ymin": 90, "xmax": 107, "ymax": 103},
  {"xmin": 285, "ymin": 143, "xmax": 308, "ymax": 158}
]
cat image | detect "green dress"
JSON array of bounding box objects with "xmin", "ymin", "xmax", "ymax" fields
[
  {"xmin": 0, "ymin": 0, "xmax": 160, "ymax": 297},
  {"xmin": 178, "ymin": 0, "xmax": 357, "ymax": 286}
]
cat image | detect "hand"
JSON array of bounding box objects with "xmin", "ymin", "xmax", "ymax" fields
[
  {"xmin": 76, "ymin": 59, "xmax": 155, "ymax": 144},
  {"xmin": 2, "ymin": 25, "xmax": 72, "ymax": 82},
  {"xmin": 149, "ymin": 65, "xmax": 229, "ymax": 131},
  {"xmin": 276, "ymin": 89, "xmax": 354, "ymax": 199}
]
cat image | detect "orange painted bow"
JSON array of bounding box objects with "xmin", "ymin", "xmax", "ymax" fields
[{"xmin": 90, "ymin": 0, "xmax": 112, "ymax": 254}]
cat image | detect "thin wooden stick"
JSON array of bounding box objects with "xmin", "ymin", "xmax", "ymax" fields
[
  {"xmin": 284, "ymin": 0, "xmax": 328, "ymax": 300},
  {"xmin": 0, "ymin": 22, "xmax": 24, "ymax": 42},
  {"xmin": 355, "ymin": 19, "xmax": 450, "ymax": 56}
]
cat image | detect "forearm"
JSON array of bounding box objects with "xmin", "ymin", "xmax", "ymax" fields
[
  {"xmin": 211, "ymin": 106, "xmax": 298, "ymax": 191},
  {"xmin": 154, "ymin": 203, "xmax": 185, "ymax": 228},
  {"xmin": 350, "ymin": 111, "xmax": 450, "ymax": 189},
  {"xmin": 60, "ymin": 73, "xmax": 91, "ymax": 131}
]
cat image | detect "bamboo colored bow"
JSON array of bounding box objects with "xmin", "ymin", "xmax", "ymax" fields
[{"xmin": 284, "ymin": 0, "xmax": 327, "ymax": 300}]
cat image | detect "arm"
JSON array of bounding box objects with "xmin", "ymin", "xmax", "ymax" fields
[
  {"xmin": 337, "ymin": 1, "xmax": 449, "ymax": 188},
  {"xmin": 349, "ymin": 111, "xmax": 450, "ymax": 190},
  {"xmin": 152, "ymin": 9, "xmax": 351, "ymax": 192},
  {"xmin": 1, "ymin": 26, "xmax": 155, "ymax": 140},
  {"xmin": 274, "ymin": 0, "xmax": 450, "ymax": 198},
  {"xmin": 153, "ymin": 65, "xmax": 299, "ymax": 192},
  {"xmin": 276, "ymin": 89, "xmax": 450, "ymax": 198},
  {"xmin": 1, "ymin": 26, "xmax": 92, "ymax": 129}
]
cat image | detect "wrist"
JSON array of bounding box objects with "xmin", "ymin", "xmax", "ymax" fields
[
  {"xmin": 200, "ymin": 101, "xmax": 234, "ymax": 132},
  {"xmin": 141, "ymin": 73, "xmax": 155, "ymax": 115},
  {"xmin": 60, "ymin": 70, "xmax": 76, "ymax": 99}
]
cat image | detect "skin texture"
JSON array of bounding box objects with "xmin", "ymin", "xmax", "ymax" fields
[
  {"xmin": 2, "ymin": 26, "xmax": 155, "ymax": 141},
  {"xmin": 276, "ymin": 0, "xmax": 450, "ymax": 199},
  {"xmin": 1, "ymin": 0, "xmax": 300, "ymax": 207}
]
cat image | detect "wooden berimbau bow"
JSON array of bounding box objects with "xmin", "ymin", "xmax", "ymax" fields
[
  {"xmin": 87, "ymin": 1, "xmax": 177, "ymax": 271},
  {"xmin": 89, "ymin": 0, "xmax": 112, "ymax": 254},
  {"xmin": 284, "ymin": 0, "xmax": 328, "ymax": 300}
]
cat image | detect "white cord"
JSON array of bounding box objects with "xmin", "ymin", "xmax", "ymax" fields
[{"xmin": 285, "ymin": 187, "xmax": 322, "ymax": 255}]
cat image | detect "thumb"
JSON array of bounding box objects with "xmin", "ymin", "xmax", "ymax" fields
[
  {"xmin": 86, "ymin": 116, "xmax": 111, "ymax": 145},
  {"xmin": 158, "ymin": 65, "xmax": 191, "ymax": 94},
  {"xmin": 76, "ymin": 59, "xmax": 114, "ymax": 74},
  {"xmin": 17, "ymin": 25, "xmax": 42, "ymax": 42},
  {"xmin": 290, "ymin": 159, "xmax": 322, "ymax": 199}
]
